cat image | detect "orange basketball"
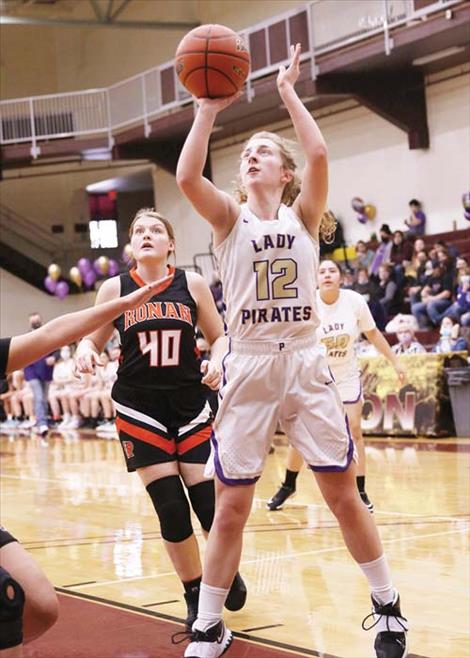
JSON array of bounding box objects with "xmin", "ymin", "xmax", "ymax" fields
[{"xmin": 175, "ymin": 24, "xmax": 250, "ymax": 98}]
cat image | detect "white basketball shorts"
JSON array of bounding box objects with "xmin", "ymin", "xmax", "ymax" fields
[
  {"xmin": 335, "ymin": 373, "xmax": 363, "ymax": 405},
  {"xmin": 205, "ymin": 334, "xmax": 354, "ymax": 485}
]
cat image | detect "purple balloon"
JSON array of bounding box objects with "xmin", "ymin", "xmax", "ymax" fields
[
  {"xmin": 44, "ymin": 275, "xmax": 57, "ymax": 294},
  {"xmin": 77, "ymin": 257, "xmax": 92, "ymax": 275},
  {"xmin": 83, "ymin": 270, "xmax": 97, "ymax": 289},
  {"xmin": 357, "ymin": 213, "xmax": 368, "ymax": 224},
  {"xmin": 108, "ymin": 259, "xmax": 120, "ymax": 277},
  {"xmin": 465, "ymin": 210, "xmax": 470, "ymax": 222},
  {"xmin": 55, "ymin": 281, "xmax": 69, "ymax": 300}
]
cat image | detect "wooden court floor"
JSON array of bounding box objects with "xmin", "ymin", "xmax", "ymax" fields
[{"xmin": 1, "ymin": 431, "xmax": 469, "ymax": 658}]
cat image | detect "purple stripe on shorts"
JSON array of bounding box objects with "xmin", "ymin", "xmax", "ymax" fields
[
  {"xmin": 343, "ymin": 382, "xmax": 363, "ymax": 405},
  {"xmin": 211, "ymin": 430, "xmax": 259, "ymax": 486},
  {"xmin": 220, "ymin": 338, "xmax": 231, "ymax": 389},
  {"xmin": 308, "ymin": 414, "xmax": 355, "ymax": 473}
]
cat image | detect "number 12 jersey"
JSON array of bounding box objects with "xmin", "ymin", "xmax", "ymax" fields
[{"xmin": 214, "ymin": 203, "xmax": 320, "ymax": 341}]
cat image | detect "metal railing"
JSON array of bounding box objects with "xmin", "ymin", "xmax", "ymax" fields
[{"xmin": 0, "ymin": 0, "xmax": 461, "ymax": 157}]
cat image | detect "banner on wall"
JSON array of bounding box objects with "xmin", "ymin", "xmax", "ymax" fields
[{"xmin": 358, "ymin": 353, "xmax": 467, "ymax": 437}]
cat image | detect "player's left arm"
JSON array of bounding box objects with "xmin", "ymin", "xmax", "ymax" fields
[
  {"xmin": 279, "ymin": 44, "xmax": 328, "ymax": 238},
  {"xmin": 363, "ymin": 327, "xmax": 406, "ymax": 385},
  {"xmin": 186, "ymin": 272, "xmax": 227, "ymax": 390}
]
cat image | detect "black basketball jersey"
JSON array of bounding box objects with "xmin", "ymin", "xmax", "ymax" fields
[
  {"xmin": 0, "ymin": 337, "xmax": 11, "ymax": 380},
  {"xmin": 113, "ymin": 268, "xmax": 201, "ymax": 390}
]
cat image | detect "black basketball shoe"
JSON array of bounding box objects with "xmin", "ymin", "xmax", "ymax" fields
[
  {"xmin": 360, "ymin": 490, "xmax": 374, "ymax": 513},
  {"xmin": 266, "ymin": 484, "xmax": 296, "ymax": 511},
  {"xmin": 184, "ymin": 587, "xmax": 199, "ymax": 631},
  {"xmin": 362, "ymin": 592, "xmax": 408, "ymax": 658},
  {"xmin": 225, "ymin": 571, "xmax": 247, "ymax": 611}
]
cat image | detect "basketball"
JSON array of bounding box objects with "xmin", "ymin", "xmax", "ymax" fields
[{"xmin": 175, "ymin": 24, "xmax": 250, "ymax": 98}]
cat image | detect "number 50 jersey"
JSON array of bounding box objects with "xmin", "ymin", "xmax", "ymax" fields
[
  {"xmin": 214, "ymin": 203, "xmax": 320, "ymax": 341},
  {"xmin": 113, "ymin": 268, "xmax": 201, "ymax": 390}
]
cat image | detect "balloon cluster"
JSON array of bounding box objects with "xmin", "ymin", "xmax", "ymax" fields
[
  {"xmin": 44, "ymin": 255, "xmax": 121, "ymax": 299},
  {"xmin": 463, "ymin": 192, "xmax": 470, "ymax": 221},
  {"xmin": 351, "ymin": 197, "xmax": 376, "ymax": 224}
]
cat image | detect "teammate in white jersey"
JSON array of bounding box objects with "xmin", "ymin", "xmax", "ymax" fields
[
  {"xmin": 268, "ymin": 259, "xmax": 405, "ymax": 513},
  {"xmin": 176, "ymin": 44, "xmax": 408, "ymax": 658}
]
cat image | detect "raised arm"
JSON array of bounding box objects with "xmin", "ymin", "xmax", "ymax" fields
[
  {"xmin": 6, "ymin": 272, "xmax": 172, "ymax": 374},
  {"xmin": 176, "ymin": 96, "xmax": 239, "ymax": 240},
  {"xmin": 281, "ymin": 44, "xmax": 328, "ymax": 237}
]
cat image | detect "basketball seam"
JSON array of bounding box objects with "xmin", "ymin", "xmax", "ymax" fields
[
  {"xmin": 184, "ymin": 67, "xmax": 239, "ymax": 97},
  {"xmin": 183, "ymin": 34, "xmax": 245, "ymax": 41},
  {"xmin": 175, "ymin": 50, "xmax": 250, "ymax": 64},
  {"xmin": 205, "ymin": 29, "xmax": 209, "ymax": 99}
]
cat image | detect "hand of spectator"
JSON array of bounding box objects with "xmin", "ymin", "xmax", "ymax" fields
[
  {"xmin": 200, "ymin": 359, "xmax": 221, "ymax": 390},
  {"xmin": 74, "ymin": 349, "xmax": 103, "ymax": 376},
  {"xmin": 45, "ymin": 356, "xmax": 56, "ymax": 366}
]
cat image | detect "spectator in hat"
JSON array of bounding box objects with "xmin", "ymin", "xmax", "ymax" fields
[{"xmin": 392, "ymin": 320, "xmax": 426, "ymax": 355}]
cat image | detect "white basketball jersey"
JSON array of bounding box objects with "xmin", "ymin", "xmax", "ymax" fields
[
  {"xmin": 315, "ymin": 288, "xmax": 376, "ymax": 378},
  {"xmin": 214, "ymin": 203, "xmax": 320, "ymax": 341}
]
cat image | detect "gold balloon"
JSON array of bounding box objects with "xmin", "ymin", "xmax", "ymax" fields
[
  {"xmin": 364, "ymin": 204, "xmax": 377, "ymax": 220},
  {"xmin": 123, "ymin": 243, "xmax": 133, "ymax": 259},
  {"xmin": 48, "ymin": 263, "xmax": 61, "ymax": 281},
  {"xmin": 97, "ymin": 256, "xmax": 109, "ymax": 275},
  {"xmin": 69, "ymin": 266, "xmax": 82, "ymax": 286}
]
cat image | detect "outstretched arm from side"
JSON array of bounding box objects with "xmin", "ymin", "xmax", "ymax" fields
[
  {"xmin": 364, "ymin": 327, "xmax": 406, "ymax": 385},
  {"xmin": 279, "ymin": 44, "xmax": 328, "ymax": 237},
  {"xmin": 7, "ymin": 274, "xmax": 172, "ymax": 373},
  {"xmin": 176, "ymin": 96, "xmax": 239, "ymax": 239}
]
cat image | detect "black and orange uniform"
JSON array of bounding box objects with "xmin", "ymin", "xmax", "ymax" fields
[
  {"xmin": 0, "ymin": 337, "xmax": 19, "ymax": 548},
  {"xmin": 112, "ymin": 268, "xmax": 212, "ymax": 472}
]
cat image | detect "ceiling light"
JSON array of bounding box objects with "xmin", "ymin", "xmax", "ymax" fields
[{"xmin": 412, "ymin": 46, "xmax": 466, "ymax": 66}]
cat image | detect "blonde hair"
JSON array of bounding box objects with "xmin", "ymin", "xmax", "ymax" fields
[
  {"xmin": 233, "ymin": 131, "xmax": 336, "ymax": 244},
  {"xmin": 128, "ymin": 208, "xmax": 176, "ymax": 261}
]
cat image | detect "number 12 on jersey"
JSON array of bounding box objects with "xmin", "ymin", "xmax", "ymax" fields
[
  {"xmin": 137, "ymin": 330, "xmax": 181, "ymax": 367},
  {"xmin": 253, "ymin": 258, "xmax": 298, "ymax": 300}
]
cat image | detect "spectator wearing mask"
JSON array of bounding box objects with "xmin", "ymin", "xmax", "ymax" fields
[
  {"xmin": 23, "ymin": 313, "xmax": 56, "ymax": 437},
  {"xmin": 411, "ymin": 263, "xmax": 453, "ymax": 328},
  {"xmin": 433, "ymin": 317, "xmax": 468, "ymax": 353},
  {"xmin": 442, "ymin": 267, "xmax": 470, "ymax": 325},
  {"xmin": 404, "ymin": 199, "xmax": 426, "ymax": 236},
  {"xmin": 392, "ymin": 322, "xmax": 426, "ymax": 355},
  {"xmin": 369, "ymin": 224, "xmax": 393, "ymax": 276},
  {"xmin": 355, "ymin": 240, "xmax": 374, "ymax": 271}
]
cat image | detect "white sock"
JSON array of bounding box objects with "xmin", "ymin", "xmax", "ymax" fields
[
  {"xmin": 359, "ymin": 554, "xmax": 395, "ymax": 605},
  {"xmin": 194, "ymin": 582, "xmax": 229, "ymax": 632}
]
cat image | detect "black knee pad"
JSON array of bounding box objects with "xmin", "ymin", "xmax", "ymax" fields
[
  {"xmin": 146, "ymin": 475, "xmax": 193, "ymax": 543},
  {"xmin": 187, "ymin": 480, "xmax": 215, "ymax": 533},
  {"xmin": 0, "ymin": 566, "xmax": 25, "ymax": 649}
]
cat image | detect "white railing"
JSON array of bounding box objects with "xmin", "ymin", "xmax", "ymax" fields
[{"xmin": 0, "ymin": 0, "xmax": 461, "ymax": 157}]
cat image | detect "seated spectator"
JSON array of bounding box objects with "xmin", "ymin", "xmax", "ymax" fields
[
  {"xmin": 434, "ymin": 239, "xmax": 459, "ymax": 260},
  {"xmin": 376, "ymin": 263, "xmax": 401, "ymax": 318},
  {"xmin": 433, "ymin": 317, "xmax": 469, "ymax": 353},
  {"xmin": 355, "ymin": 240, "xmax": 374, "ymax": 271},
  {"xmin": 406, "ymin": 248, "xmax": 429, "ymax": 283},
  {"xmin": 49, "ymin": 345, "xmax": 75, "ymax": 428},
  {"xmin": 411, "ymin": 262, "xmax": 453, "ymax": 328},
  {"xmin": 390, "ymin": 230, "xmax": 413, "ymax": 284},
  {"xmin": 341, "ymin": 268, "xmax": 355, "ymax": 290},
  {"xmin": 404, "ymin": 199, "xmax": 426, "ymax": 236},
  {"xmin": 392, "ymin": 321, "xmax": 426, "ymax": 355},
  {"xmin": 369, "ymin": 224, "xmax": 393, "ymax": 275},
  {"xmin": 385, "ymin": 313, "xmax": 419, "ymax": 333},
  {"xmin": 11, "ymin": 370, "xmax": 35, "ymax": 431},
  {"xmin": 353, "ymin": 268, "xmax": 386, "ymax": 329},
  {"xmin": 95, "ymin": 349, "xmax": 119, "ymax": 435},
  {"xmin": 442, "ymin": 266, "xmax": 470, "ymax": 325}
]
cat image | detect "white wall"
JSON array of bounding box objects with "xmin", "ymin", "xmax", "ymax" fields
[
  {"xmin": 0, "ymin": 268, "xmax": 95, "ymax": 337},
  {"xmin": 210, "ymin": 71, "xmax": 470, "ymax": 245}
]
